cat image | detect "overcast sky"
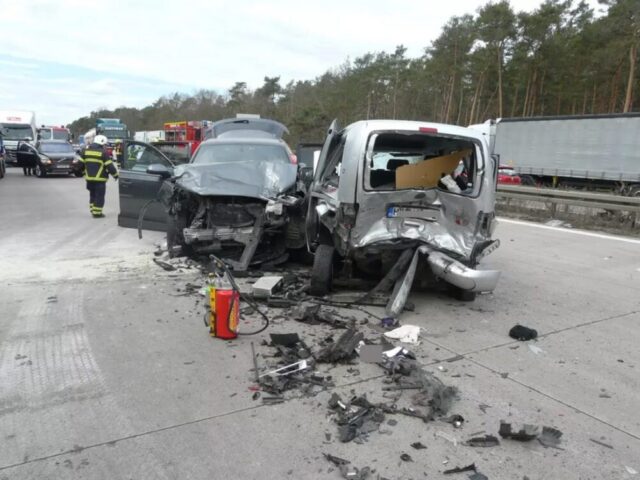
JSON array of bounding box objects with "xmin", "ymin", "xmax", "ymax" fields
[{"xmin": 0, "ymin": 0, "xmax": 598, "ymax": 125}]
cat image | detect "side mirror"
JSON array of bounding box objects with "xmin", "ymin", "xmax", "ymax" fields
[{"xmin": 146, "ymin": 163, "xmax": 172, "ymax": 179}]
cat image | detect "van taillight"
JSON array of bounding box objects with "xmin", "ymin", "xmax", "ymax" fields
[{"xmin": 419, "ymin": 127, "xmax": 438, "ymax": 133}]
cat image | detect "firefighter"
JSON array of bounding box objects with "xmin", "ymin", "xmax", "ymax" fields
[{"xmin": 80, "ymin": 135, "xmax": 118, "ymax": 218}]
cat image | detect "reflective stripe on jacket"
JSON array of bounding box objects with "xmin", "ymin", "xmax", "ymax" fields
[{"xmin": 81, "ymin": 144, "xmax": 118, "ymax": 182}]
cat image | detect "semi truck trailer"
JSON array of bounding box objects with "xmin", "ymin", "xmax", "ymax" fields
[{"xmin": 471, "ymin": 113, "xmax": 640, "ymax": 195}]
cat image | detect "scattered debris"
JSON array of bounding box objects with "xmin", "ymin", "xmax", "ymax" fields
[
  {"xmin": 251, "ymin": 276, "xmax": 283, "ymax": 298},
  {"xmin": 469, "ymin": 473, "xmax": 489, "ymax": 480},
  {"xmin": 153, "ymin": 258, "xmax": 178, "ymax": 271},
  {"xmin": 528, "ymin": 344, "xmax": 545, "ymax": 355},
  {"xmin": 317, "ymin": 327, "xmax": 364, "ymax": 363},
  {"xmin": 499, "ymin": 421, "xmax": 563, "ymax": 448},
  {"xmin": 381, "ymin": 317, "xmax": 398, "ymax": 328},
  {"xmin": 400, "ymin": 453, "xmax": 413, "ymax": 462},
  {"xmin": 411, "ymin": 442, "xmax": 427, "ymax": 450},
  {"xmin": 499, "ymin": 422, "xmax": 539, "ymax": 441},
  {"xmin": 328, "ymin": 394, "xmax": 386, "ymax": 443},
  {"xmin": 384, "ymin": 324, "xmax": 421, "ymax": 344},
  {"xmin": 509, "ymin": 324, "xmax": 538, "ymax": 341},
  {"xmin": 291, "ymin": 303, "xmax": 352, "ymax": 329},
  {"xmin": 625, "ymin": 466, "xmax": 638, "ymax": 475},
  {"xmin": 324, "ymin": 453, "xmax": 371, "ymax": 479},
  {"xmin": 443, "ymin": 414, "xmax": 465, "ymax": 428},
  {"xmin": 589, "ymin": 438, "xmax": 613, "ymax": 449},
  {"xmin": 538, "ymin": 426, "xmax": 563, "ymax": 448},
  {"xmin": 463, "ymin": 435, "xmax": 500, "ymax": 448},
  {"xmin": 444, "ymin": 463, "xmax": 476, "ymax": 474}
]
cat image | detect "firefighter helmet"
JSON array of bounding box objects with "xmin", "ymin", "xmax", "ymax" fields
[{"xmin": 94, "ymin": 135, "xmax": 108, "ymax": 146}]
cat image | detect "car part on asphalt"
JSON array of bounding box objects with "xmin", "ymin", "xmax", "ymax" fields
[
  {"xmin": 443, "ymin": 463, "xmax": 477, "ymax": 474},
  {"xmin": 509, "ymin": 324, "xmax": 538, "ymax": 341},
  {"xmin": 463, "ymin": 434, "xmax": 500, "ymax": 447}
]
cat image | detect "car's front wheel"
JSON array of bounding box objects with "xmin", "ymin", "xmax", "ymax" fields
[
  {"xmin": 35, "ymin": 164, "xmax": 47, "ymax": 178},
  {"xmin": 309, "ymin": 244, "xmax": 335, "ymax": 296}
]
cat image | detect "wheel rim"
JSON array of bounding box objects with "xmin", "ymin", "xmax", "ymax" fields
[{"xmin": 35, "ymin": 165, "xmax": 41, "ymax": 176}]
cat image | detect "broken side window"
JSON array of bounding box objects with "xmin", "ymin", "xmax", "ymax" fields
[
  {"xmin": 364, "ymin": 132, "xmax": 478, "ymax": 194},
  {"xmin": 319, "ymin": 135, "xmax": 346, "ymax": 188}
]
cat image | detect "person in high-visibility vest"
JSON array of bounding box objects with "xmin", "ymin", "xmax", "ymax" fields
[{"xmin": 80, "ymin": 135, "xmax": 119, "ymax": 218}]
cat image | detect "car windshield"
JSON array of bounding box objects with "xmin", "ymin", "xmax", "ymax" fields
[
  {"xmin": 155, "ymin": 143, "xmax": 191, "ymax": 165},
  {"xmin": 40, "ymin": 142, "xmax": 74, "ymax": 154},
  {"xmin": 1, "ymin": 124, "xmax": 33, "ymax": 141},
  {"xmin": 99, "ymin": 126, "xmax": 127, "ymax": 141},
  {"xmin": 53, "ymin": 130, "xmax": 69, "ymax": 141},
  {"xmin": 193, "ymin": 143, "xmax": 289, "ymax": 165}
]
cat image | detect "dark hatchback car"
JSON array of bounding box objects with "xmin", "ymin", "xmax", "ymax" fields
[
  {"xmin": 117, "ymin": 116, "xmax": 307, "ymax": 270},
  {"xmin": 16, "ymin": 140, "xmax": 83, "ymax": 177}
]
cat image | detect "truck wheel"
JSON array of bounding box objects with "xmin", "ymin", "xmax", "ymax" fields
[
  {"xmin": 35, "ymin": 165, "xmax": 46, "ymax": 178},
  {"xmin": 309, "ymin": 244, "xmax": 334, "ymax": 296}
]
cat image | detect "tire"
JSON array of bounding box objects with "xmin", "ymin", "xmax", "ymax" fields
[
  {"xmin": 166, "ymin": 214, "xmax": 191, "ymax": 258},
  {"xmin": 309, "ymin": 244, "xmax": 335, "ymax": 296},
  {"xmin": 35, "ymin": 164, "xmax": 47, "ymax": 178},
  {"xmin": 448, "ymin": 285, "xmax": 477, "ymax": 302}
]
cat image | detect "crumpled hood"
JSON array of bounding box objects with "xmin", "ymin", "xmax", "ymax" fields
[{"xmin": 175, "ymin": 160, "xmax": 298, "ymax": 199}]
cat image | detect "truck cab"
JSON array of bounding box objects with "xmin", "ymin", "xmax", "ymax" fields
[{"xmin": 0, "ymin": 111, "xmax": 37, "ymax": 165}]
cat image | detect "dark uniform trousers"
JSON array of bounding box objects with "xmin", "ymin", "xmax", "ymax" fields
[{"xmin": 81, "ymin": 144, "xmax": 119, "ymax": 217}]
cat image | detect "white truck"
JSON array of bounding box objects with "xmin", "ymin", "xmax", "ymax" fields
[
  {"xmin": 471, "ymin": 114, "xmax": 640, "ymax": 195},
  {"xmin": 0, "ymin": 110, "xmax": 37, "ymax": 164},
  {"xmin": 133, "ymin": 130, "xmax": 165, "ymax": 143}
]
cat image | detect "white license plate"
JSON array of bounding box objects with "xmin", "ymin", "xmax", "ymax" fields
[{"xmin": 386, "ymin": 206, "xmax": 438, "ymax": 221}]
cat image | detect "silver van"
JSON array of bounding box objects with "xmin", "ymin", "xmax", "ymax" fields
[{"xmin": 306, "ymin": 119, "xmax": 501, "ymax": 303}]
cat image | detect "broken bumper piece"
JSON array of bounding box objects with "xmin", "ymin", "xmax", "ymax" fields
[{"xmin": 426, "ymin": 250, "xmax": 500, "ymax": 293}]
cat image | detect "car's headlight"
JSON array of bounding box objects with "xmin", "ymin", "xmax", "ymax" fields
[{"xmin": 40, "ymin": 156, "xmax": 52, "ymax": 164}]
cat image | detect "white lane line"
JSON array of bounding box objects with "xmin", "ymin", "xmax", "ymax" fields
[{"xmin": 497, "ymin": 217, "xmax": 640, "ymax": 245}]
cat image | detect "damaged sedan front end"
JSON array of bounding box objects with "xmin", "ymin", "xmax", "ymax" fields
[
  {"xmin": 306, "ymin": 119, "xmax": 501, "ymax": 302},
  {"xmin": 163, "ymin": 122, "xmax": 307, "ymax": 270}
]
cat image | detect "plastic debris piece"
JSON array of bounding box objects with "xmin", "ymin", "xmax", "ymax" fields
[
  {"xmin": 469, "ymin": 473, "xmax": 489, "ymax": 480},
  {"xmin": 443, "ymin": 414, "xmax": 465, "ymax": 428},
  {"xmin": 381, "ymin": 317, "xmax": 398, "ymax": 328},
  {"xmin": 384, "ymin": 325, "xmax": 421, "ymax": 344},
  {"xmin": 626, "ymin": 466, "xmax": 638, "ymax": 475},
  {"xmin": 528, "ymin": 344, "xmax": 544, "ymax": 355},
  {"xmin": 444, "ymin": 463, "xmax": 476, "ymax": 474},
  {"xmin": 499, "ymin": 421, "xmax": 539, "ymax": 441},
  {"xmin": 411, "ymin": 442, "xmax": 427, "ymax": 450},
  {"xmin": 269, "ymin": 333, "xmax": 300, "ymax": 348},
  {"xmin": 324, "ymin": 453, "xmax": 350, "ymax": 466},
  {"xmin": 400, "ymin": 453, "xmax": 413, "ymax": 462},
  {"xmin": 436, "ymin": 431, "xmax": 458, "ymax": 446},
  {"xmin": 589, "ymin": 438, "xmax": 613, "ymax": 449},
  {"xmin": 464, "ymin": 435, "xmax": 500, "ymax": 448},
  {"xmin": 538, "ymin": 426, "xmax": 563, "ymax": 448},
  {"xmin": 509, "ymin": 325, "xmax": 538, "ymax": 341},
  {"xmin": 251, "ymin": 275, "xmax": 283, "ymax": 298},
  {"xmin": 153, "ymin": 258, "xmax": 177, "ymax": 271}
]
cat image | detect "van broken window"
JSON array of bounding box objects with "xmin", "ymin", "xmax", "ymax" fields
[{"xmin": 365, "ymin": 132, "xmax": 477, "ymax": 193}]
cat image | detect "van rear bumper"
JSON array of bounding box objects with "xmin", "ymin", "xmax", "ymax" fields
[{"xmin": 426, "ymin": 251, "xmax": 501, "ymax": 292}]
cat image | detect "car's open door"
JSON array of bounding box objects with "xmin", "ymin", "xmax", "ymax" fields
[{"xmin": 117, "ymin": 140, "xmax": 175, "ymax": 231}]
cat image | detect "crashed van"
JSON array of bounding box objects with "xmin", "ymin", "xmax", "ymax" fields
[
  {"xmin": 117, "ymin": 117, "xmax": 307, "ymax": 270},
  {"xmin": 306, "ymin": 119, "xmax": 501, "ymax": 303}
]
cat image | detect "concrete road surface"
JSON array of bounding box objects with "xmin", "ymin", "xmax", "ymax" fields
[{"xmin": 1, "ymin": 167, "xmax": 639, "ymax": 479}]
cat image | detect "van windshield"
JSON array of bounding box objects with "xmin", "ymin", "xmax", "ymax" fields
[
  {"xmin": 1, "ymin": 124, "xmax": 33, "ymax": 141},
  {"xmin": 53, "ymin": 130, "xmax": 69, "ymax": 141}
]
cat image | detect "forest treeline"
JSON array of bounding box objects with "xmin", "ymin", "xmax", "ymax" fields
[{"xmin": 69, "ymin": 0, "xmax": 639, "ymax": 145}]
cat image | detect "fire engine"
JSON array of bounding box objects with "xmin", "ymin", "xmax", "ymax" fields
[{"xmin": 162, "ymin": 120, "xmax": 211, "ymax": 155}]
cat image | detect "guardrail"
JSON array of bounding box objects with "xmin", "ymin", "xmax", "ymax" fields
[{"xmin": 496, "ymin": 185, "xmax": 640, "ymax": 226}]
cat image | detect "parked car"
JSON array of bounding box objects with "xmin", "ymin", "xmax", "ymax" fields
[
  {"xmin": 16, "ymin": 140, "xmax": 83, "ymax": 177},
  {"xmin": 497, "ymin": 166, "xmax": 522, "ymax": 185},
  {"xmin": 117, "ymin": 116, "xmax": 307, "ymax": 270},
  {"xmin": 306, "ymin": 119, "xmax": 501, "ymax": 301},
  {"xmin": 0, "ymin": 132, "xmax": 6, "ymax": 179}
]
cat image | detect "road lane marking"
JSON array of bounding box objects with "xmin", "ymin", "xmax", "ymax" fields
[{"xmin": 498, "ymin": 218, "xmax": 640, "ymax": 245}]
